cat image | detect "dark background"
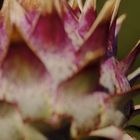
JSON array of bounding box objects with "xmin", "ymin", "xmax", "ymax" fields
[{"xmin": 0, "ymin": 0, "xmax": 3, "ymax": 9}]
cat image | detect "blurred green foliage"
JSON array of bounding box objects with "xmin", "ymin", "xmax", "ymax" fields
[
  {"xmin": 117, "ymin": 1, "xmax": 140, "ymax": 139},
  {"xmin": 97, "ymin": 0, "xmax": 140, "ymax": 69},
  {"xmin": 118, "ymin": 0, "xmax": 140, "ymax": 74},
  {"xmin": 97, "ymin": 0, "xmax": 140, "ymax": 139}
]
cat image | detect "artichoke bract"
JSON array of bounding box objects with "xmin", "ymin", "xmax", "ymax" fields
[{"xmin": 0, "ymin": 0, "xmax": 140, "ymax": 140}]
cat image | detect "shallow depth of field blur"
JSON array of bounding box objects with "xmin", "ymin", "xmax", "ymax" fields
[
  {"xmin": 98, "ymin": 0, "xmax": 140, "ymax": 138},
  {"xmin": 0, "ymin": 0, "xmax": 140, "ymax": 139},
  {"xmin": 98, "ymin": 0, "xmax": 140, "ymax": 75},
  {"xmin": 118, "ymin": 0, "xmax": 140, "ymax": 138}
]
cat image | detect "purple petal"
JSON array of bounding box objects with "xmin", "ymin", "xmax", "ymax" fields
[
  {"xmin": 68, "ymin": 0, "xmax": 81, "ymax": 17},
  {"xmin": 77, "ymin": 0, "xmax": 121, "ymax": 61},
  {"xmin": 120, "ymin": 40, "xmax": 140, "ymax": 74},
  {"xmin": 77, "ymin": 23, "xmax": 109, "ymax": 62},
  {"xmin": 11, "ymin": 1, "xmax": 80, "ymax": 85},
  {"xmin": 107, "ymin": 19, "xmax": 117, "ymax": 57},
  {"xmin": 100, "ymin": 57, "xmax": 130, "ymax": 94},
  {"xmin": 12, "ymin": 0, "xmax": 105, "ymax": 86},
  {"xmin": 63, "ymin": 2, "xmax": 81, "ymax": 47},
  {"xmin": 78, "ymin": 0, "xmax": 97, "ymax": 37}
]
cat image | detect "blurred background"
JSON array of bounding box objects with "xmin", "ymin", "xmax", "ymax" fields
[
  {"xmin": 0, "ymin": 0, "xmax": 140, "ymax": 139},
  {"xmin": 97, "ymin": 0, "xmax": 140, "ymax": 71},
  {"xmin": 118, "ymin": 0, "xmax": 140, "ymax": 138},
  {"xmin": 98, "ymin": 0, "xmax": 140, "ymax": 139}
]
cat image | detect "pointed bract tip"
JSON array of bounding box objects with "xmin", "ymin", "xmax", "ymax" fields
[
  {"xmin": 69, "ymin": 0, "xmax": 83, "ymax": 11},
  {"xmin": 82, "ymin": 48, "xmax": 105, "ymax": 66},
  {"xmin": 134, "ymin": 105, "xmax": 140, "ymax": 110},
  {"xmin": 77, "ymin": 0, "xmax": 83, "ymax": 11},
  {"xmin": 136, "ymin": 39, "xmax": 140, "ymax": 46},
  {"xmin": 110, "ymin": 0, "xmax": 122, "ymax": 26},
  {"xmin": 127, "ymin": 66, "xmax": 140, "ymax": 84},
  {"xmin": 115, "ymin": 14, "xmax": 126, "ymax": 36},
  {"xmin": 82, "ymin": 0, "xmax": 96, "ymax": 14},
  {"xmin": 120, "ymin": 40, "xmax": 140, "ymax": 74},
  {"xmin": 83, "ymin": 0, "xmax": 119, "ymax": 41},
  {"xmin": 112, "ymin": 84, "xmax": 140, "ymax": 109},
  {"xmin": 117, "ymin": 14, "xmax": 126, "ymax": 25},
  {"xmin": 17, "ymin": 0, "xmax": 63, "ymax": 15}
]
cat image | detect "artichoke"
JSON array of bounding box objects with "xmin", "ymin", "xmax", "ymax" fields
[{"xmin": 0, "ymin": 0, "xmax": 140, "ymax": 140}]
